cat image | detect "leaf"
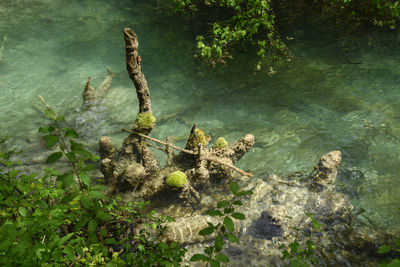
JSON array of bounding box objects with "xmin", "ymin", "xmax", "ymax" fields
[
  {"xmin": 64, "ymin": 245, "xmax": 76, "ymax": 261},
  {"xmin": 225, "ymin": 233, "xmax": 239, "ymax": 243},
  {"xmin": 38, "ymin": 126, "xmax": 55, "ymax": 133},
  {"xmin": 210, "ymin": 259, "xmax": 220, "ymax": 267},
  {"xmin": 46, "ymin": 152, "xmax": 63, "ymax": 163},
  {"xmin": 57, "ymin": 173, "xmax": 74, "ymax": 188},
  {"xmin": 70, "ymin": 140, "xmax": 84, "ymax": 151},
  {"xmin": 88, "ymin": 220, "xmax": 97, "ymax": 233},
  {"xmin": 232, "ymin": 200, "xmax": 243, "ymax": 206},
  {"xmin": 18, "ymin": 207, "xmax": 27, "ymax": 217},
  {"xmin": 229, "ymin": 181, "xmax": 239, "ymax": 194},
  {"xmin": 207, "ymin": 209, "xmax": 224, "ymax": 217},
  {"xmin": 199, "ymin": 225, "xmax": 214, "ymax": 236},
  {"xmin": 214, "ymin": 235, "xmax": 223, "ymax": 252},
  {"xmin": 75, "ymin": 216, "xmax": 90, "ymax": 230},
  {"xmin": 223, "ymin": 207, "xmax": 234, "ymax": 214},
  {"xmin": 45, "ymin": 109, "xmax": 57, "ymax": 120},
  {"xmin": 231, "ymin": 212, "xmax": 246, "ymax": 220},
  {"xmin": 205, "ymin": 246, "xmax": 213, "ymax": 256},
  {"xmin": 9, "ymin": 169, "xmax": 19, "ymax": 179},
  {"xmin": 82, "ymin": 164, "xmax": 96, "ymax": 171},
  {"xmin": 80, "ymin": 195, "xmax": 92, "ymax": 209},
  {"xmin": 74, "ymin": 149, "xmax": 92, "ymax": 160},
  {"xmin": 96, "ymin": 210, "xmax": 113, "ymax": 221},
  {"xmin": 56, "ymin": 115, "xmax": 65, "ymax": 122},
  {"xmin": 58, "ymin": 233, "xmax": 74, "ymax": 247},
  {"xmin": 105, "ymin": 238, "xmax": 117, "ymax": 245},
  {"xmin": 89, "ymin": 190, "xmax": 105, "ymax": 200},
  {"xmin": 215, "ymin": 253, "xmax": 230, "ymax": 263},
  {"xmin": 63, "ymin": 128, "xmax": 79, "ymax": 138},
  {"xmin": 61, "ymin": 192, "xmax": 79, "ymax": 204},
  {"xmin": 190, "ymin": 254, "xmax": 209, "ymax": 262},
  {"xmin": 217, "ymin": 201, "xmax": 230, "ymax": 208},
  {"xmin": 378, "ymin": 245, "xmax": 392, "ymax": 254},
  {"xmin": 79, "ymin": 172, "xmax": 91, "ymax": 187},
  {"xmin": 236, "ymin": 190, "xmax": 253, "ymax": 196},
  {"xmin": 223, "ymin": 216, "xmax": 234, "ymax": 233},
  {"xmin": 43, "ymin": 135, "xmax": 59, "ymax": 149}
]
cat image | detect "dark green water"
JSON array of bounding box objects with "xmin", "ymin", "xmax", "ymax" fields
[{"xmin": 1, "ymin": 0, "xmax": 399, "ymax": 229}]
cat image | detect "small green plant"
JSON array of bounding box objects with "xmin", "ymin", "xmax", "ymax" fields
[
  {"xmin": 280, "ymin": 212, "xmax": 320, "ymax": 267},
  {"xmin": 135, "ymin": 112, "xmax": 156, "ymax": 129},
  {"xmin": 378, "ymin": 237, "xmax": 400, "ymax": 266},
  {"xmin": 190, "ymin": 181, "xmax": 253, "ymax": 267},
  {"xmin": 214, "ymin": 137, "xmax": 228, "ymax": 148},
  {"xmin": 166, "ymin": 171, "xmax": 188, "ymax": 188}
]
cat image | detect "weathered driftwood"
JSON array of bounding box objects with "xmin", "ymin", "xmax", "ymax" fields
[
  {"xmin": 98, "ymin": 28, "xmax": 254, "ymax": 203},
  {"xmin": 122, "ymin": 128, "xmax": 253, "ymax": 177},
  {"xmin": 82, "ymin": 68, "xmax": 114, "ymax": 110}
]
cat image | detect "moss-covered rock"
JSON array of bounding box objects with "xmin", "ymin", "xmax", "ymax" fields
[
  {"xmin": 166, "ymin": 171, "xmax": 187, "ymax": 188},
  {"xmin": 214, "ymin": 137, "xmax": 228, "ymax": 148},
  {"xmin": 187, "ymin": 128, "xmax": 208, "ymax": 149},
  {"xmin": 135, "ymin": 112, "xmax": 156, "ymax": 128}
]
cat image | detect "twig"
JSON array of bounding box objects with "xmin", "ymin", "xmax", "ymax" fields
[
  {"xmin": 122, "ymin": 129, "xmax": 252, "ymax": 177},
  {"xmin": 37, "ymin": 95, "xmax": 52, "ymax": 110}
]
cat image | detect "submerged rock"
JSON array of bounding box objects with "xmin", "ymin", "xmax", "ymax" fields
[{"xmin": 159, "ymin": 151, "xmax": 395, "ymax": 266}]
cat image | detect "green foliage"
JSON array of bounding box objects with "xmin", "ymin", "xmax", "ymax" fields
[
  {"xmin": 135, "ymin": 112, "xmax": 156, "ymax": 129},
  {"xmin": 0, "ymin": 106, "xmax": 186, "ymax": 266},
  {"xmin": 378, "ymin": 237, "xmax": 400, "ymax": 266},
  {"xmin": 166, "ymin": 171, "xmax": 188, "ymax": 188},
  {"xmin": 172, "ymin": 0, "xmax": 400, "ymax": 70},
  {"xmin": 173, "ymin": 0, "xmax": 289, "ymax": 70},
  {"xmin": 190, "ymin": 181, "xmax": 253, "ymax": 266},
  {"xmin": 214, "ymin": 137, "xmax": 228, "ymax": 148},
  {"xmin": 280, "ymin": 212, "xmax": 320, "ymax": 266}
]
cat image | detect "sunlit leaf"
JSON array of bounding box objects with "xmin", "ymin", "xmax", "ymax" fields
[
  {"xmin": 18, "ymin": 207, "xmax": 27, "ymax": 217},
  {"xmin": 79, "ymin": 172, "xmax": 90, "ymax": 187}
]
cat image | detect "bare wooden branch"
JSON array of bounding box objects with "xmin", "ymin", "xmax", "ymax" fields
[
  {"xmin": 166, "ymin": 136, "xmax": 174, "ymax": 166},
  {"xmin": 122, "ymin": 128, "xmax": 252, "ymax": 177},
  {"xmin": 37, "ymin": 95, "xmax": 52, "ymax": 111},
  {"xmin": 123, "ymin": 28, "xmax": 152, "ymax": 115}
]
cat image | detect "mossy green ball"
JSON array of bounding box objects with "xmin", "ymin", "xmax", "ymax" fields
[
  {"xmin": 214, "ymin": 137, "xmax": 228, "ymax": 148},
  {"xmin": 166, "ymin": 171, "xmax": 187, "ymax": 188},
  {"xmin": 135, "ymin": 112, "xmax": 156, "ymax": 128}
]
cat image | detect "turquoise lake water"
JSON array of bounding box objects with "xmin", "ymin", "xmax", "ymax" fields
[{"xmin": 1, "ymin": 0, "xmax": 399, "ymax": 229}]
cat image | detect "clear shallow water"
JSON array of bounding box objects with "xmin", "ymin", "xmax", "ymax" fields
[{"xmin": 1, "ymin": 0, "xmax": 400, "ymax": 229}]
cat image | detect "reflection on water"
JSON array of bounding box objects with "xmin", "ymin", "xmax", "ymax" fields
[{"xmin": 0, "ymin": 0, "xmax": 399, "ymax": 228}]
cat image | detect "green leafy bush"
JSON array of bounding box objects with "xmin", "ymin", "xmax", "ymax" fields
[
  {"xmin": 190, "ymin": 181, "xmax": 253, "ymax": 267},
  {"xmin": 0, "ymin": 106, "xmax": 186, "ymax": 266}
]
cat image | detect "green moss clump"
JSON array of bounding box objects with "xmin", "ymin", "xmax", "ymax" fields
[
  {"xmin": 214, "ymin": 137, "xmax": 228, "ymax": 148},
  {"xmin": 187, "ymin": 128, "xmax": 208, "ymax": 149},
  {"xmin": 135, "ymin": 112, "xmax": 155, "ymax": 128},
  {"xmin": 166, "ymin": 171, "xmax": 187, "ymax": 188}
]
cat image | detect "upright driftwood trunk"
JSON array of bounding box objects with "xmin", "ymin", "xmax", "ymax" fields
[{"xmin": 99, "ymin": 28, "xmax": 254, "ymax": 203}]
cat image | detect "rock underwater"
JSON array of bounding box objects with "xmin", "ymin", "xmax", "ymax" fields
[{"xmin": 162, "ymin": 151, "xmax": 395, "ymax": 266}]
